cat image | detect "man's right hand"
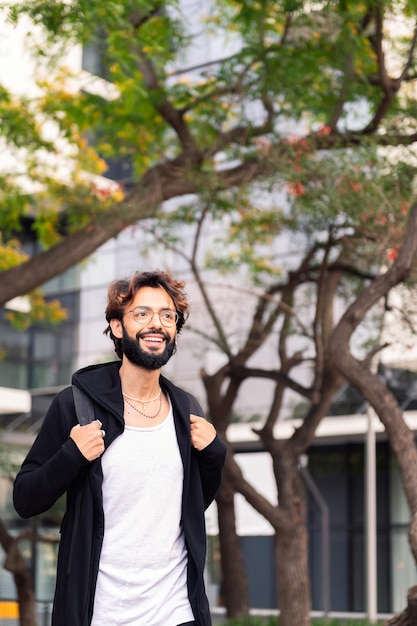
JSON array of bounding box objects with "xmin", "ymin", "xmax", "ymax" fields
[{"xmin": 70, "ymin": 419, "xmax": 105, "ymax": 461}]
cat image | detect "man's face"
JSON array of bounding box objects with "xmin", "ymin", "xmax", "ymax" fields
[{"xmin": 112, "ymin": 286, "xmax": 177, "ymax": 370}]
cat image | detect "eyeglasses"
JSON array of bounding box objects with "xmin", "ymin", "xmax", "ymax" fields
[{"xmin": 128, "ymin": 306, "xmax": 179, "ymax": 328}]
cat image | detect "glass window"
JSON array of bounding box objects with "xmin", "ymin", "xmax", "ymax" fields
[
  {"xmin": 0, "ymin": 319, "xmax": 30, "ymax": 359},
  {"xmin": 329, "ymin": 529, "xmax": 349, "ymax": 610},
  {"xmin": 82, "ymin": 27, "xmax": 108, "ymax": 79},
  {"xmin": 377, "ymin": 529, "xmax": 390, "ymax": 613},
  {"xmin": 351, "ymin": 530, "xmax": 365, "ymax": 611},
  {"xmin": 390, "ymin": 454, "xmax": 417, "ymax": 612},
  {"xmin": 42, "ymin": 266, "xmax": 80, "ymax": 294},
  {"xmin": 0, "ymin": 360, "xmax": 28, "ymax": 389},
  {"xmin": 1, "ymin": 287, "xmax": 80, "ymax": 390},
  {"xmin": 58, "ymin": 330, "xmax": 76, "ymax": 359},
  {"xmin": 308, "ymin": 442, "xmax": 393, "ymax": 613},
  {"xmin": 35, "ymin": 540, "xmax": 59, "ymax": 602},
  {"xmin": 391, "ymin": 528, "xmax": 417, "ymax": 612},
  {"xmin": 32, "ymin": 332, "xmax": 56, "ymax": 360}
]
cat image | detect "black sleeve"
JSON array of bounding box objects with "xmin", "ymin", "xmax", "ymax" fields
[
  {"xmin": 186, "ymin": 389, "xmax": 227, "ymax": 509},
  {"xmin": 182, "ymin": 389, "xmax": 227, "ymax": 509},
  {"xmin": 194, "ymin": 435, "xmax": 227, "ymax": 510},
  {"xmin": 13, "ymin": 390, "xmax": 90, "ymax": 519}
]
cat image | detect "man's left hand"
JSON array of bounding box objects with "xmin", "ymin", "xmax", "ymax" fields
[{"xmin": 190, "ymin": 414, "xmax": 216, "ymax": 450}]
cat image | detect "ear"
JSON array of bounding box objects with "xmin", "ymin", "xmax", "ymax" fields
[{"xmin": 110, "ymin": 318, "xmax": 123, "ymax": 339}]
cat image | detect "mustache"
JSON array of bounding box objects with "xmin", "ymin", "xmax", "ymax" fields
[{"xmin": 136, "ymin": 329, "xmax": 171, "ymax": 342}]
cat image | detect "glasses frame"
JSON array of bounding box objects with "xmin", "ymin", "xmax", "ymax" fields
[{"xmin": 127, "ymin": 306, "xmax": 179, "ymax": 328}]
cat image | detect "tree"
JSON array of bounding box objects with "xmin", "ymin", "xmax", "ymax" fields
[
  {"xmin": 0, "ymin": 519, "xmax": 37, "ymax": 626},
  {"xmin": 0, "ymin": 442, "xmax": 63, "ymax": 626},
  {"xmin": 2, "ymin": 1, "xmax": 417, "ymax": 624},
  {"xmin": 329, "ymin": 206, "xmax": 417, "ymax": 626},
  {"xmin": 141, "ymin": 150, "xmax": 414, "ymax": 624},
  {"xmin": 1, "ymin": 0, "xmax": 417, "ymax": 306}
]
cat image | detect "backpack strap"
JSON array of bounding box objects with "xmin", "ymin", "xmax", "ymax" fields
[
  {"xmin": 186, "ymin": 391, "xmax": 204, "ymax": 417},
  {"xmin": 72, "ymin": 385, "xmax": 96, "ymax": 426}
]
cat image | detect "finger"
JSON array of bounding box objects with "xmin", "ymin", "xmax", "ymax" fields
[{"xmin": 95, "ymin": 419, "xmax": 102, "ymax": 427}]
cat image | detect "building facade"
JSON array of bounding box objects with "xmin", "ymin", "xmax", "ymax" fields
[{"xmin": 1, "ymin": 3, "xmax": 417, "ymax": 623}]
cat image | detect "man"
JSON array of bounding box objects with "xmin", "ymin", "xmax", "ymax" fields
[{"xmin": 13, "ymin": 270, "xmax": 227, "ymax": 626}]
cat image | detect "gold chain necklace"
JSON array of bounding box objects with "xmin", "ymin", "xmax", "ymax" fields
[
  {"xmin": 123, "ymin": 396, "xmax": 163, "ymax": 419},
  {"xmin": 122, "ymin": 386, "xmax": 162, "ymax": 409}
]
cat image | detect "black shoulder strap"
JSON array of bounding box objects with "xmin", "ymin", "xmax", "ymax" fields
[
  {"xmin": 186, "ymin": 391, "xmax": 204, "ymax": 417},
  {"xmin": 72, "ymin": 385, "xmax": 96, "ymax": 426}
]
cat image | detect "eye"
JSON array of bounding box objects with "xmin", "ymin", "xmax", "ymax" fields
[{"xmin": 134, "ymin": 308, "xmax": 151, "ymax": 320}]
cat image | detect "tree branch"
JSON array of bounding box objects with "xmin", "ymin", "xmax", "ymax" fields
[
  {"xmin": 399, "ymin": 24, "xmax": 417, "ymax": 81},
  {"xmin": 363, "ymin": 6, "xmax": 401, "ymax": 133},
  {"xmin": 231, "ymin": 364, "xmax": 313, "ymax": 399},
  {"xmin": 127, "ymin": 11, "xmax": 200, "ymax": 154},
  {"xmin": 137, "ymin": 53, "xmax": 200, "ymax": 153},
  {"xmin": 224, "ymin": 447, "xmax": 290, "ymax": 530},
  {"xmin": 3, "ymin": 128, "xmax": 417, "ymax": 306}
]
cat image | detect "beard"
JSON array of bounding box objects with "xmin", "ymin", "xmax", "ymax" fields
[{"xmin": 121, "ymin": 323, "xmax": 176, "ymax": 370}]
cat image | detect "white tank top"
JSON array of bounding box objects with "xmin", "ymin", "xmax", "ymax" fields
[{"xmin": 91, "ymin": 404, "xmax": 194, "ymax": 626}]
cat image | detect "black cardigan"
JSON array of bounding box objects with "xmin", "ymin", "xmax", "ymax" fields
[{"xmin": 13, "ymin": 361, "xmax": 226, "ymax": 626}]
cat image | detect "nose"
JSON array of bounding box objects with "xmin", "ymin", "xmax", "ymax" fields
[{"xmin": 150, "ymin": 312, "xmax": 163, "ymax": 328}]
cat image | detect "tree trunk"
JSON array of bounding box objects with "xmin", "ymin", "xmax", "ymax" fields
[
  {"xmin": 275, "ymin": 520, "xmax": 311, "ymax": 626},
  {"xmin": 271, "ymin": 455, "xmax": 311, "ymax": 626},
  {"xmin": 0, "ymin": 518, "xmax": 38, "ymax": 626},
  {"xmin": 216, "ymin": 473, "xmax": 250, "ymax": 618},
  {"xmin": 327, "ymin": 204, "xmax": 417, "ymax": 617},
  {"xmin": 385, "ymin": 585, "xmax": 417, "ymax": 625},
  {"xmin": 220, "ymin": 433, "xmax": 313, "ymax": 626}
]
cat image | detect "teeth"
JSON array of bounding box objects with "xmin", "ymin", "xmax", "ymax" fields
[{"xmin": 143, "ymin": 336, "xmax": 163, "ymax": 342}]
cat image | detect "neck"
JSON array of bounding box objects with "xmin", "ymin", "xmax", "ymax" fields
[{"xmin": 119, "ymin": 359, "xmax": 161, "ymax": 398}]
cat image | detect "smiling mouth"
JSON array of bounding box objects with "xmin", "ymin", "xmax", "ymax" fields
[{"xmin": 140, "ymin": 335, "xmax": 165, "ymax": 347}]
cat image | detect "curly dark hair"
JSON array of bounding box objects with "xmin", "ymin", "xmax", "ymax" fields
[{"xmin": 104, "ymin": 270, "xmax": 189, "ymax": 359}]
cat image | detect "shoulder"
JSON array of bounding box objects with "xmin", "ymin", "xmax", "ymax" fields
[
  {"xmin": 47, "ymin": 385, "xmax": 74, "ymax": 411},
  {"xmin": 161, "ymin": 376, "xmax": 204, "ymax": 416},
  {"xmin": 72, "ymin": 360, "xmax": 121, "ymax": 385},
  {"xmin": 185, "ymin": 392, "xmax": 204, "ymax": 417}
]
